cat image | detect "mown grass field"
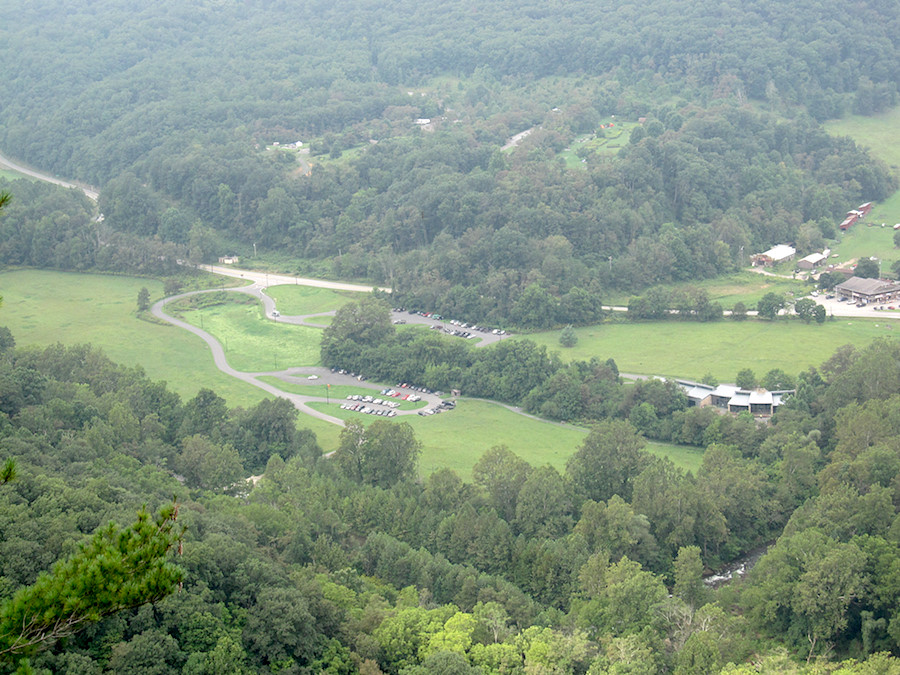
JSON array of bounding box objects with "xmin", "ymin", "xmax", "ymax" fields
[
  {"xmin": 527, "ymin": 317, "xmax": 898, "ymax": 381},
  {"xmin": 172, "ymin": 299, "xmax": 324, "ymax": 372},
  {"xmin": 830, "ymin": 221, "xmax": 900, "ymax": 271},
  {"xmin": 602, "ymin": 271, "xmax": 807, "ymax": 308},
  {"xmin": 310, "ymin": 398, "xmax": 590, "ymax": 479},
  {"xmin": 0, "ymin": 269, "xmax": 269, "ymax": 406},
  {"xmin": 0, "ymin": 269, "xmax": 757, "ymax": 470},
  {"xmin": 265, "ymin": 285, "xmax": 358, "ymax": 316},
  {"xmin": 309, "ymin": 398, "xmax": 700, "ymax": 478},
  {"xmin": 825, "ymin": 106, "xmax": 900, "ymax": 171}
]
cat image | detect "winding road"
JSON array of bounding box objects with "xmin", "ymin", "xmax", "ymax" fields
[
  {"xmin": 0, "ymin": 150, "xmax": 99, "ymax": 201},
  {"xmin": 151, "ymin": 275, "xmax": 449, "ymax": 427}
]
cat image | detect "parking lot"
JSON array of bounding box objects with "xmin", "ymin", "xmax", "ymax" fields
[{"xmin": 389, "ymin": 308, "xmax": 511, "ymax": 347}]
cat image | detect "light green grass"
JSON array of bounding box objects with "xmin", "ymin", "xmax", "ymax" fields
[
  {"xmin": 559, "ymin": 124, "xmax": 632, "ymax": 168},
  {"xmin": 646, "ymin": 441, "xmax": 704, "ymax": 475},
  {"xmin": 172, "ymin": 300, "xmax": 324, "ymax": 372},
  {"xmin": 825, "ymin": 106, "xmax": 900, "ymax": 170},
  {"xmin": 0, "ymin": 269, "xmax": 268, "ymax": 406},
  {"xmin": 309, "ymin": 399, "xmax": 702, "ymax": 478},
  {"xmin": 527, "ymin": 318, "xmax": 899, "ymax": 381},
  {"xmin": 824, "ymin": 107, "xmax": 900, "ymax": 254},
  {"xmin": 830, "ymin": 214, "xmax": 900, "ymax": 271},
  {"xmin": 0, "ymin": 169, "xmax": 34, "ymax": 181},
  {"xmin": 265, "ymin": 285, "xmax": 359, "ymax": 315},
  {"xmin": 310, "ymin": 398, "xmax": 590, "ymax": 479},
  {"xmin": 602, "ymin": 272, "xmax": 807, "ymax": 308}
]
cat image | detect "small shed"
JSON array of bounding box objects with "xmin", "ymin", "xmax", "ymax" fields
[{"xmin": 798, "ymin": 252, "xmax": 827, "ymax": 270}]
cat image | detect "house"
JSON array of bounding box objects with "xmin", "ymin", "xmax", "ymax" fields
[
  {"xmin": 678, "ymin": 381, "xmax": 792, "ymax": 418},
  {"xmin": 218, "ymin": 255, "xmax": 239, "ymax": 264},
  {"xmin": 797, "ymin": 252, "xmax": 827, "ymax": 270},
  {"xmin": 751, "ymin": 244, "xmax": 796, "ymax": 267},
  {"xmin": 858, "ymin": 202, "xmax": 873, "ymax": 215},
  {"xmin": 834, "ymin": 276, "xmax": 900, "ymax": 304}
]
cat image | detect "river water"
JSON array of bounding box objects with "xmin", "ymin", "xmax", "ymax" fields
[{"xmin": 703, "ymin": 544, "xmax": 771, "ymax": 588}]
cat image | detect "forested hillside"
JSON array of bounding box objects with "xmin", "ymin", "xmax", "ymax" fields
[
  {"xmin": 1, "ymin": 0, "xmax": 899, "ymax": 326},
  {"xmin": 2, "ymin": 330, "xmax": 900, "ymax": 672}
]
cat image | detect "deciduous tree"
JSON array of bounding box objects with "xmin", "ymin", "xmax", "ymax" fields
[{"xmin": 336, "ymin": 420, "xmax": 421, "ymax": 488}]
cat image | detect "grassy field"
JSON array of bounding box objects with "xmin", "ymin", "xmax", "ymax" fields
[
  {"xmin": 0, "ymin": 269, "xmax": 269, "ymax": 406},
  {"xmin": 265, "ymin": 284, "xmax": 358, "ymax": 316},
  {"xmin": 309, "ymin": 398, "xmax": 700, "ymax": 478},
  {"xmin": 309, "ymin": 398, "xmax": 590, "ymax": 479},
  {"xmin": 602, "ymin": 271, "xmax": 807, "ymax": 308},
  {"xmin": 824, "ymin": 106, "xmax": 900, "ymax": 259},
  {"xmin": 559, "ymin": 123, "xmax": 632, "ymax": 168},
  {"xmin": 527, "ymin": 317, "xmax": 898, "ymax": 381},
  {"xmin": 825, "ymin": 106, "xmax": 900, "ymax": 171},
  {"xmin": 830, "ymin": 221, "xmax": 900, "ymax": 271},
  {"xmin": 171, "ymin": 299, "xmax": 324, "ymax": 372},
  {"xmin": 0, "ymin": 269, "xmax": 747, "ymax": 470},
  {"xmin": 646, "ymin": 441, "xmax": 704, "ymax": 475},
  {"xmin": 0, "ymin": 169, "xmax": 33, "ymax": 181}
]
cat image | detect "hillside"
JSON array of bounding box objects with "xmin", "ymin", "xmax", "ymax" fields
[{"xmin": 1, "ymin": 0, "xmax": 899, "ymax": 327}]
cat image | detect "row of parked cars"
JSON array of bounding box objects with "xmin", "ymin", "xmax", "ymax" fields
[
  {"xmin": 340, "ymin": 402, "xmax": 397, "ymax": 417},
  {"xmin": 379, "ymin": 388, "xmax": 422, "ymax": 402},
  {"xmin": 347, "ymin": 394, "xmax": 402, "ymax": 407},
  {"xmin": 392, "ymin": 308, "xmax": 508, "ymax": 339}
]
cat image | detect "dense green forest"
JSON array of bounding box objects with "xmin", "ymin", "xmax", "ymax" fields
[
  {"xmin": 2, "ymin": 0, "xmax": 899, "ymax": 326},
  {"xmin": 5, "ymin": 0, "xmax": 900, "ymax": 671},
  {"xmin": 2, "ymin": 327, "xmax": 900, "ymax": 673}
]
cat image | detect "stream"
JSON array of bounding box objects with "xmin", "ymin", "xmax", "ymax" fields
[{"xmin": 703, "ymin": 544, "xmax": 771, "ymax": 588}]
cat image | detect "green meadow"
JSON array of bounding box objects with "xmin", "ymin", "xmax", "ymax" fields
[
  {"xmin": 825, "ymin": 106, "xmax": 900, "ymax": 171},
  {"xmin": 265, "ymin": 284, "xmax": 358, "ymax": 316},
  {"xmin": 825, "ymin": 106, "xmax": 900, "ymax": 265},
  {"xmin": 310, "ymin": 398, "xmax": 699, "ymax": 478},
  {"xmin": 171, "ymin": 299, "xmax": 324, "ymax": 372},
  {"xmin": 602, "ymin": 271, "xmax": 807, "ymax": 308},
  {"xmin": 0, "ymin": 269, "xmax": 267, "ymax": 406},
  {"xmin": 830, "ymin": 221, "xmax": 900, "ymax": 270},
  {"xmin": 527, "ymin": 317, "xmax": 898, "ymax": 381},
  {"xmin": 309, "ymin": 398, "xmax": 590, "ymax": 480}
]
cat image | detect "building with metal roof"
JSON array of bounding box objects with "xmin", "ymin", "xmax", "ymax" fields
[
  {"xmin": 798, "ymin": 252, "xmax": 827, "ymax": 270},
  {"xmin": 834, "ymin": 276, "xmax": 900, "ymax": 304},
  {"xmin": 751, "ymin": 244, "xmax": 796, "ymax": 267}
]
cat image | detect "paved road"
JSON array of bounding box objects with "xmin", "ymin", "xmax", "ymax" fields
[
  {"xmin": 199, "ymin": 263, "xmax": 391, "ymax": 293},
  {"xmin": 0, "ymin": 150, "xmax": 99, "ymax": 201}
]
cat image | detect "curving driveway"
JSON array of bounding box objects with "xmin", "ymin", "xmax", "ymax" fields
[{"xmin": 150, "ymin": 285, "xmax": 446, "ymax": 427}]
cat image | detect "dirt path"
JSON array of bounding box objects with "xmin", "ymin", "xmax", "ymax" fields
[{"xmin": 502, "ymin": 127, "xmax": 536, "ymax": 151}]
